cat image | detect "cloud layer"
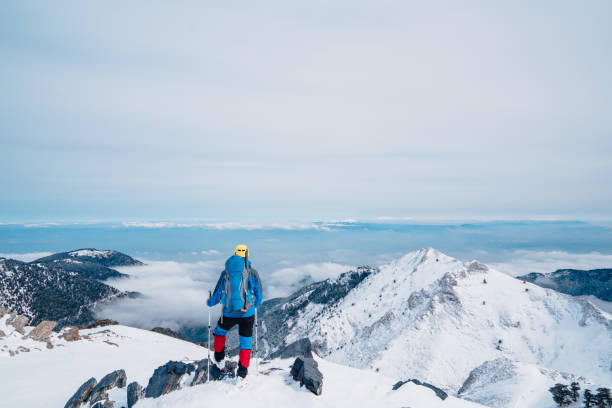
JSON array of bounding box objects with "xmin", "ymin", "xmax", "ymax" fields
[{"xmin": 96, "ymin": 259, "xmax": 353, "ymax": 330}]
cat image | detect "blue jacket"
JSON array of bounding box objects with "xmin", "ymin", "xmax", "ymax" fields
[{"xmin": 207, "ymin": 255, "xmax": 263, "ymax": 318}]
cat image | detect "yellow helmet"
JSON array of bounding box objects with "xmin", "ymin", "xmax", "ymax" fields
[{"xmin": 234, "ymin": 244, "xmax": 249, "ymax": 258}]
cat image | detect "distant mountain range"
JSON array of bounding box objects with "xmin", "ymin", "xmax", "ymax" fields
[
  {"xmin": 517, "ymin": 268, "xmax": 611, "ymax": 301},
  {"xmin": 0, "ymin": 249, "xmax": 142, "ymax": 328}
]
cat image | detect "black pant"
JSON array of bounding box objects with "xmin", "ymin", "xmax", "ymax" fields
[{"xmin": 216, "ymin": 315, "xmax": 255, "ymax": 338}]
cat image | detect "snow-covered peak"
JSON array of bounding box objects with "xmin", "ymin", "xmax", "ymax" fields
[
  {"xmin": 69, "ymin": 249, "xmax": 115, "ymax": 258},
  {"xmin": 378, "ymin": 247, "xmax": 468, "ymax": 291},
  {"xmin": 263, "ymin": 247, "xmax": 612, "ymax": 405}
]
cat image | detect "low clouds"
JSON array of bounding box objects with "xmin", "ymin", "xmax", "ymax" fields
[
  {"xmin": 96, "ymin": 259, "xmax": 354, "ymax": 330},
  {"xmin": 199, "ymin": 250, "xmax": 220, "ymax": 256},
  {"xmin": 489, "ymin": 250, "xmax": 612, "ymax": 277},
  {"xmin": 120, "ymin": 221, "xmax": 355, "ymax": 231},
  {"xmin": 96, "ymin": 261, "xmax": 220, "ymax": 330}
]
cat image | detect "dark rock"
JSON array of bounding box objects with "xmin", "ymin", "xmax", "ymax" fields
[
  {"xmin": 290, "ymin": 357, "xmax": 323, "ymax": 395},
  {"xmin": 87, "ymin": 319, "xmax": 119, "ymax": 329},
  {"xmin": 392, "ymin": 378, "xmax": 448, "ymax": 400},
  {"xmin": 89, "ymin": 370, "xmax": 127, "ymax": 404},
  {"xmin": 209, "ymin": 360, "xmax": 237, "ymax": 381},
  {"xmin": 145, "ymin": 361, "xmax": 195, "ymax": 398},
  {"xmin": 151, "ymin": 327, "xmax": 188, "ymax": 341},
  {"xmin": 191, "ymin": 359, "xmax": 210, "ymax": 386},
  {"xmin": 127, "ymin": 381, "xmax": 144, "ymax": 408},
  {"xmin": 64, "ymin": 377, "xmax": 97, "ymax": 408},
  {"xmin": 270, "ymin": 338, "xmax": 313, "ymax": 359}
]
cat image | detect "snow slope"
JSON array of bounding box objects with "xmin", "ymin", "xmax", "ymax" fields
[
  {"xmin": 274, "ymin": 248, "xmax": 612, "ymax": 395},
  {"xmin": 457, "ymin": 357, "xmax": 591, "ymax": 408},
  {"xmin": 135, "ymin": 357, "xmax": 486, "ymax": 408},
  {"xmin": 0, "ymin": 319, "xmax": 485, "ymax": 408},
  {"xmin": 0, "ymin": 321, "xmax": 209, "ymax": 407}
]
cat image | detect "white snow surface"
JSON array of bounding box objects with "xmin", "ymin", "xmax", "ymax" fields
[
  {"xmin": 458, "ymin": 357, "xmax": 592, "ymax": 408},
  {"xmin": 0, "ymin": 322, "xmax": 209, "ymax": 407},
  {"xmin": 69, "ymin": 249, "xmax": 115, "ymax": 258},
  {"xmin": 280, "ymin": 248, "xmax": 612, "ymax": 396},
  {"xmin": 0, "ymin": 320, "xmax": 484, "ymax": 408},
  {"xmin": 136, "ymin": 357, "xmax": 485, "ymax": 408}
]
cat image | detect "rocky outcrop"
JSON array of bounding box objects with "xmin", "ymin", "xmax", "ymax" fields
[
  {"xmin": 0, "ymin": 307, "xmax": 10, "ymax": 317},
  {"xmin": 290, "ymin": 357, "xmax": 323, "ymax": 395},
  {"xmin": 88, "ymin": 370, "xmax": 127, "ymax": 405},
  {"xmin": 144, "ymin": 361, "xmax": 195, "ymax": 398},
  {"xmin": 271, "ymin": 338, "xmax": 313, "ymax": 359},
  {"xmin": 86, "ymin": 319, "xmax": 119, "ymax": 329},
  {"xmin": 27, "ymin": 320, "xmax": 57, "ymax": 341},
  {"xmin": 61, "ymin": 327, "xmax": 82, "ymax": 342},
  {"xmin": 127, "ymin": 381, "xmax": 144, "ymax": 408},
  {"xmin": 151, "ymin": 327, "xmax": 188, "ymax": 341},
  {"xmin": 191, "ymin": 359, "xmax": 210, "ymax": 386},
  {"xmin": 7, "ymin": 313, "xmax": 29, "ymax": 334},
  {"xmin": 0, "ymin": 329, "xmax": 5, "ymax": 338},
  {"xmin": 392, "ymin": 378, "xmax": 448, "ymax": 400},
  {"xmin": 64, "ymin": 377, "xmax": 97, "ymax": 408}
]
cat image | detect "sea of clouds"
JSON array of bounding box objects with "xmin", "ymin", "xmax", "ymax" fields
[{"xmin": 95, "ymin": 257, "xmax": 353, "ymax": 331}]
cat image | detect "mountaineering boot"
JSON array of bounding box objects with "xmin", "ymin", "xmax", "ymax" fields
[
  {"xmin": 214, "ymin": 349, "xmax": 226, "ymax": 370},
  {"xmin": 237, "ymin": 362, "xmax": 248, "ymax": 378}
]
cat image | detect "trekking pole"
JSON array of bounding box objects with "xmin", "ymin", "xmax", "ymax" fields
[
  {"xmin": 207, "ymin": 292, "xmax": 211, "ymax": 383},
  {"xmin": 254, "ymin": 308, "xmax": 258, "ymax": 376}
]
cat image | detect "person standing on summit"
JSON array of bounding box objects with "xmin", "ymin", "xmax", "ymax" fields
[{"xmin": 207, "ymin": 244, "xmax": 263, "ymax": 379}]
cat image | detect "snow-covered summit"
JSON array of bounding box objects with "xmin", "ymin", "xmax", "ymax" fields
[
  {"xmin": 32, "ymin": 248, "xmax": 143, "ymax": 268},
  {"xmin": 258, "ymin": 247, "xmax": 612, "ymax": 404},
  {"xmin": 70, "ymin": 249, "xmax": 116, "ymax": 258}
]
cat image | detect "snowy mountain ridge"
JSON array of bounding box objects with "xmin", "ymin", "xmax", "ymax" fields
[{"xmin": 257, "ymin": 247, "xmax": 611, "ymax": 406}]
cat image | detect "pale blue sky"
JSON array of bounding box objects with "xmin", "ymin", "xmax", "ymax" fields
[{"xmin": 1, "ymin": 1, "xmax": 611, "ymax": 221}]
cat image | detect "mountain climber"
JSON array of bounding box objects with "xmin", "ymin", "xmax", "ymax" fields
[{"xmin": 207, "ymin": 244, "xmax": 263, "ymax": 379}]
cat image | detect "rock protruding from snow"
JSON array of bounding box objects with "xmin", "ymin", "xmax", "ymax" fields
[
  {"xmin": 145, "ymin": 361, "xmax": 196, "ymax": 399},
  {"xmin": 190, "ymin": 358, "xmax": 210, "ymax": 386},
  {"xmin": 86, "ymin": 319, "xmax": 119, "ymax": 329},
  {"xmin": 271, "ymin": 338, "xmax": 314, "ymax": 359},
  {"xmin": 290, "ymin": 357, "xmax": 323, "ymax": 395},
  {"xmin": 89, "ymin": 370, "xmax": 127, "ymax": 405},
  {"xmin": 151, "ymin": 327, "xmax": 188, "ymax": 341},
  {"xmin": 64, "ymin": 377, "xmax": 97, "ymax": 408},
  {"xmin": 393, "ymin": 379, "xmax": 448, "ymax": 400},
  {"xmin": 60, "ymin": 327, "xmax": 82, "ymax": 342},
  {"xmin": 126, "ymin": 381, "xmax": 144, "ymax": 408},
  {"xmin": 7, "ymin": 313, "xmax": 29, "ymax": 334},
  {"xmin": 27, "ymin": 320, "xmax": 57, "ymax": 341}
]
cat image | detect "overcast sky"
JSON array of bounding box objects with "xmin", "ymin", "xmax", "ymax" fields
[{"xmin": 1, "ymin": 1, "xmax": 610, "ymax": 221}]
